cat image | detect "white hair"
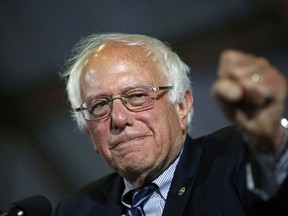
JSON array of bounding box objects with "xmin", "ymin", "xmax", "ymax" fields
[{"xmin": 61, "ymin": 33, "xmax": 193, "ymax": 131}]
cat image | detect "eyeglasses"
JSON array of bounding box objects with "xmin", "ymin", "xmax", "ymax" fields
[{"xmin": 75, "ymin": 85, "xmax": 173, "ymax": 121}]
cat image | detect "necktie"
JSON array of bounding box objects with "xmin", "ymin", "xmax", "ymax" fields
[{"xmin": 126, "ymin": 183, "xmax": 158, "ymax": 216}]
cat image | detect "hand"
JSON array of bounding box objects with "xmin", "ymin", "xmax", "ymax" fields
[{"xmin": 211, "ymin": 50, "xmax": 287, "ymax": 154}]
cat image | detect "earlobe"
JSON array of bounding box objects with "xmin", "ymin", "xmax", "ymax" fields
[{"xmin": 177, "ymin": 91, "xmax": 193, "ymax": 131}]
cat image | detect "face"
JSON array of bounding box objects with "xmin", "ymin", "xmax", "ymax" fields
[{"xmin": 80, "ymin": 42, "xmax": 192, "ymax": 186}]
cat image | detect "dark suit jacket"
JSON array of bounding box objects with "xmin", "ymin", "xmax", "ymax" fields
[{"xmin": 54, "ymin": 126, "xmax": 288, "ymax": 216}]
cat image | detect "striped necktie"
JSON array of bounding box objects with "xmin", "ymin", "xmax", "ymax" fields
[{"xmin": 126, "ymin": 183, "xmax": 158, "ymax": 216}]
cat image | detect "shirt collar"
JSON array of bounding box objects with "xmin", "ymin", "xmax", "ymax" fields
[{"xmin": 122, "ymin": 148, "xmax": 183, "ymax": 204}]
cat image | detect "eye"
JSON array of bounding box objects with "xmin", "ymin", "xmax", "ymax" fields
[
  {"xmin": 126, "ymin": 90, "xmax": 150, "ymax": 106},
  {"xmin": 89, "ymin": 99, "xmax": 110, "ymax": 112},
  {"xmin": 127, "ymin": 89, "xmax": 149, "ymax": 99},
  {"xmin": 128, "ymin": 91, "xmax": 148, "ymax": 99}
]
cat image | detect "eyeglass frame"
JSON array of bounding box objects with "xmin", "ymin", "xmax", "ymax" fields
[{"xmin": 75, "ymin": 85, "xmax": 173, "ymax": 121}]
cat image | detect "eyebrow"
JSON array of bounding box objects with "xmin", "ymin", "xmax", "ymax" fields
[{"xmin": 85, "ymin": 85, "xmax": 148, "ymax": 102}]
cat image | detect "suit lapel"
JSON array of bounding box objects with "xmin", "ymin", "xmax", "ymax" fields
[
  {"xmin": 101, "ymin": 175, "xmax": 125, "ymax": 215},
  {"xmin": 85, "ymin": 174, "xmax": 125, "ymax": 216},
  {"xmin": 103, "ymin": 175, "xmax": 124, "ymax": 205},
  {"xmin": 162, "ymin": 136, "xmax": 202, "ymax": 216}
]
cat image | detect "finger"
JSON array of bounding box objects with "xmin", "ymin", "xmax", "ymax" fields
[
  {"xmin": 238, "ymin": 72, "xmax": 269, "ymax": 107},
  {"xmin": 218, "ymin": 50, "xmax": 273, "ymax": 85},
  {"xmin": 211, "ymin": 79, "xmax": 243, "ymax": 102},
  {"xmin": 211, "ymin": 79, "xmax": 243, "ymax": 120},
  {"xmin": 218, "ymin": 50, "xmax": 286, "ymax": 106},
  {"xmin": 242, "ymin": 66, "xmax": 287, "ymax": 106},
  {"xmin": 211, "ymin": 78, "xmax": 263, "ymax": 122},
  {"xmin": 218, "ymin": 49, "xmax": 256, "ymax": 78}
]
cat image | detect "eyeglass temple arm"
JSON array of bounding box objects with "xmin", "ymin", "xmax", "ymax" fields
[
  {"xmin": 75, "ymin": 107, "xmax": 88, "ymax": 112},
  {"xmin": 156, "ymin": 86, "xmax": 173, "ymax": 91}
]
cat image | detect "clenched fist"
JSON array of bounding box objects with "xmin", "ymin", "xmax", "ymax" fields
[{"xmin": 212, "ymin": 50, "xmax": 287, "ymax": 154}]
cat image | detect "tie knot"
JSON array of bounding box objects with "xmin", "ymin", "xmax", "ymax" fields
[
  {"xmin": 131, "ymin": 183, "xmax": 158, "ymax": 206},
  {"xmin": 125, "ymin": 183, "xmax": 158, "ymax": 216}
]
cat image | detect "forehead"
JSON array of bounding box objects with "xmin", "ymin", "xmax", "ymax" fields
[
  {"xmin": 81, "ymin": 41, "xmax": 167, "ymax": 95},
  {"xmin": 83, "ymin": 41, "xmax": 162, "ymax": 74}
]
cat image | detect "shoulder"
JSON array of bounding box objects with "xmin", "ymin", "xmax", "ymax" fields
[
  {"xmin": 54, "ymin": 173, "xmax": 123, "ymax": 216},
  {"xmin": 196, "ymin": 125, "xmax": 240, "ymax": 143},
  {"xmin": 195, "ymin": 125, "xmax": 244, "ymax": 154},
  {"xmin": 193, "ymin": 125, "xmax": 247, "ymax": 176},
  {"xmin": 73, "ymin": 172, "xmax": 123, "ymax": 202},
  {"xmin": 76, "ymin": 172, "xmax": 123, "ymax": 200},
  {"xmin": 186, "ymin": 125, "xmax": 247, "ymax": 176},
  {"xmin": 77, "ymin": 172, "xmax": 120, "ymax": 195}
]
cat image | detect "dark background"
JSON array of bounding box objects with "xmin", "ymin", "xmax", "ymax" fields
[{"xmin": 0, "ymin": 0, "xmax": 287, "ymax": 210}]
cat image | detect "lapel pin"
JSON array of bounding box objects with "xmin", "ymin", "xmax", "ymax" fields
[{"xmin": 178, "ymin": 187, "xmax": 186, "ymax": 196}]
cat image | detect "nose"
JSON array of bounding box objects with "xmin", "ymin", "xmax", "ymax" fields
[{"xmin": 110, "ymin": 98, "xmax": 133, "ymax": 133}]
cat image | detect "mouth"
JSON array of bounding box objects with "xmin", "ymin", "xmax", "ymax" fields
[{"xmin": 108, "ymin": 134, "xmax": 151, "ymax": 150}]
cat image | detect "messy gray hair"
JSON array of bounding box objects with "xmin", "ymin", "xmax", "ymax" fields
[{"xmin": 61, "ymin": 33, "xmax": 193, "ymax": 131}]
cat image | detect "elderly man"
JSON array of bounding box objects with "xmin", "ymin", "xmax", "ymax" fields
[{"xmin": 54, "ymin": 33, "xmax": 288, "ymax": 216}]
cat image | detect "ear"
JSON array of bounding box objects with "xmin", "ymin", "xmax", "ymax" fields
[{"xmin": 176, "ymin": 90, "xmax": 193, "ymax": 131}]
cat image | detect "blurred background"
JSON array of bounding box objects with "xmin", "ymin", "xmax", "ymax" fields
[{"xmin": 0, "ymin": 0, "xmax": 287, "ymax": 211}]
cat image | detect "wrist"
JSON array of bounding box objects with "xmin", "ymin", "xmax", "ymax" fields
[{"xmin": 246, "ymin": 118, "xmax": 288, "ymax": 156}]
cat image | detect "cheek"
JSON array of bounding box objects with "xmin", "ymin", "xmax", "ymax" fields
[
  {"xmin": 139, "ymin": 104, "xmax": 176, "ymax": 144},
  {"xmin": 88, "ymin": 122, "xmax": 110, "ymax": 153},
  {"xmin": 153, "ymin": 103, "xmax": 182, "ymax": 142},
  {"xmin": 136, "ymin": 110, "xmax": 161, "ymax": 133}
]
